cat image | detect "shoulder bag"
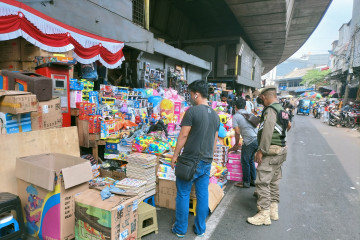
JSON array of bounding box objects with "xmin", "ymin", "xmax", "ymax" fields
[{"xmin": 240, "ymin": 112, "xmax": 260, "ymax": 128}]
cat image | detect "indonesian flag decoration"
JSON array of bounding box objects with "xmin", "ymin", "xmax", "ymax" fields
[{"xmin": 0, "ymin": 0, "xmax": 125, "ymax": 68}]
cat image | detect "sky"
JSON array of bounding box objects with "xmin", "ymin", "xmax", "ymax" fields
[{"xmin": 291, "ymin": 0, "xmax": 353, "ymax": 58}]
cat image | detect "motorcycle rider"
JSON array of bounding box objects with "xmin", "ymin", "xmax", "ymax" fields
[
  {"xmin": 313, "ymin": 101, "xmax": 321, "ymax": 118},
  {"xmin": 283, "ymin": 100, "xmax": 294, "ymax": 122}
]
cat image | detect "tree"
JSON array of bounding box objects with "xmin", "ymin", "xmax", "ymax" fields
[{"xmin": 301, "ymin": 69, "xmax": 331, "ymax": 87}]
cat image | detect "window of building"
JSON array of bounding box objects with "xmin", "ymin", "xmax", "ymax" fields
[
  {"xmin": 237, "ymin": 55, "xmax": 242, "ymax": 76},
  {"xmin": 279, "ymin": 82, "xmax": 287, "ymax": 87},
  {"xmin": 132, "ymin": 0, "xmax": 145, "ymax": 27},
  {"xmin": 251, "ymin": 67, "xmax": 255, "ymax": 80}
]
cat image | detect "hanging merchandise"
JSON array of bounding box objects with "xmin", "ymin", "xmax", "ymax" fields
[
  {"xmin": 167, "ymin": 65, "xmax": 190, "ymax": 102},
  {"xmin": 80, "ymin": 62, "xmax": 98, "ymax": 81},
  {"xmin": 141, "ymin": 62, "xmax": 165, "ymax": 89}
]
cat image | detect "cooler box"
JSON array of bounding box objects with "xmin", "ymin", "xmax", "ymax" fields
[{"xmin": 0, "ymin": 70, "xmax": 52, "ymax": 101}]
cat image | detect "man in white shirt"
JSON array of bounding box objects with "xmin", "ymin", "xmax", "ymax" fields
[{"xmin": 245, "ymin": 95, "xmax": 255, "ymax": 114}]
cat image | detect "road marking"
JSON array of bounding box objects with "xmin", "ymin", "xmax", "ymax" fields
[
  {"xmin": 195, "ymin": 185, "xmax": 237, "ymax": 240},
  {"xmin": 325, "ymin": 154, "xmax": 336, "ymax": 156}
]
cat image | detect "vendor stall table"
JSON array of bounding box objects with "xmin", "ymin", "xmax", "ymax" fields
[{"xmin": 71, "ymin": 108, "xmax": 105, "ymax": 162}]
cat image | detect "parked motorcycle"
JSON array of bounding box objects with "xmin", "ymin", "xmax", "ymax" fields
[
  {"xmin": 343, "ymin": 110, "xmax": 357, "ymax": 128},
  {"xmin": 329, "ymin": 109, "xmax": 341, "ymax": 126}
]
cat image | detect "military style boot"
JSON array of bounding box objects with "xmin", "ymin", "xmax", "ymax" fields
[
  {"xmin": 247, "ymin": 206, "xmax": 271, "ymax": 226},
  {"xmin": 270, "ymin": 202, "xmax": 279, "ymax": 221}
]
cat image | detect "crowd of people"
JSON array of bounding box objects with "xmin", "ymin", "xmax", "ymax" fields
[
  {"xmin": 171, "ymin": 84, "xmax": 360, "ymax": 237},
  {"xmin": 171, "ymin": 84, "xmax": 291, "ymax": 238}
]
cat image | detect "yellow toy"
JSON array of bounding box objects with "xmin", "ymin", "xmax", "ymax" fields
[
  {"xmin": 160, "ymin": 99, "xmax": 174, "ymax": 115},
  {"xmin": 219, "ymin": 114, "xmax": 228, "ymax": 124},
  {"xmin": 161, "ymin": 112, "xmax": 177, "ymax": 124},
  {"xmin": 214, "ymin": 165, "xmax": 226, "ymax": 177},
  {"xmin": 223, "ymin": 136, "xmax": 232, "ymax": 148}
]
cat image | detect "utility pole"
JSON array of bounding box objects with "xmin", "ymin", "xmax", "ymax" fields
[{"xmin": 343, "ymin": 32, "xmax": 355, "ymax": 103}]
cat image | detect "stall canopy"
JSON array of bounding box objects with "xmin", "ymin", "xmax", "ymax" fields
[{"xmin": 0, "ymin": 0, "xmax": 124, "ymax": 68}]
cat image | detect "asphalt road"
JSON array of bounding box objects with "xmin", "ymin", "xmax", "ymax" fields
[{"xmin": 144, "ymin": 114, "xmax": 360, "ymax": 240}]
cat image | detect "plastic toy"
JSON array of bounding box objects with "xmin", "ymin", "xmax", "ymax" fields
[
  {"xmin": 219, "ymin": 114, "xmax": 228, "ymax": 124},
  {"xmin": 135, "ymin": 116, "xmax": 141, "ymax": 125},
  {"xmin": 218, "ymin": 122, "xmax": 227, "ymax": 138},
  {"xmin": 214, "ymin": 165, "xmax": 227, "ymax": 177},
  {"xmin": 160, "ymin": 99, "xmax": 174, "ymax": 115},
  {"xmin": 148, "ymin": 119, "xmax": 168, "ymax": 137}
]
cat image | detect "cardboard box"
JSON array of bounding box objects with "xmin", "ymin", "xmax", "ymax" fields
[
  {"xmin": 0, "ymin": 112, "xmax": 31, "ymax": 135},
  {"xmin": 0, "ymin": 61, "xmax": 37, "ymax": 72},
  {"xmin": 75, "ymin": 189, "xmax": 138, "ymax": 240},
  {"xmin": 0, "ymin": 90, "xmax": 38, "ymax": 114},
  {"xmin": 227, "ymin": 176, "xmax": 242, "ymax": 181},
  {"xmin": 31, "ymin": 98, "xmax": 62, "ymax": 131},
  {"xmin": 21, "ymin": 39, "xmax": 73, "ymax": 62},
  {"xmin": 157, "ymin": 179, "xmax": 196, "ymax": 210},
  {"xmin": 70, "ymin": 90, "xmax": 83, "ymax": 108},
  {"xmin": 228, "ymin": 153, "xmax": 241, "ymax": 160},
  {"xmin": 208, "ymin": 183, "xmax": 224, "ymax": 212},
  {"xmin": 157, "ymin": 181, "xmax": 224, "ymax": 212},
  {"xmin": 16, "ymin": 153, "xmax": 93, "ymax": 240},
  {"xmin": 21, "ymin": 61, "xmax": 36, "ymax": 72},
  {"xmin": 0, "ymin": 61, "xmax": 23, "ymax": 71},
  {"xmin": 227, "ymin": 159, "xmax": 241, "ymax": 164},
  {"xmin": 0, "ymin": 39, "xmax": 21, "ymax": 61},
  {"xmin": 155, "ymin": 183, "xmax": 159, "ymax": 205},
  {"xmin": 227, "ymin": 172, "xmax": 243, "ymax": 178}
]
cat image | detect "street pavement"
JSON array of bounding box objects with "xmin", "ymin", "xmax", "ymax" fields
[{"xmin": 144, "ymin": 114, "xmax": 360, "ymax": 240}]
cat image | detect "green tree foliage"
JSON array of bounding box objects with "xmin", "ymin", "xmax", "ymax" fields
[{"xmin": 301, "ymin": 69, "xmax": 331, "ymax": 87}]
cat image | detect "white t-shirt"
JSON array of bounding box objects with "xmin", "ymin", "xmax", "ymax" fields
[{"xmin": 246, "ymin": 101, "xmax": 254, "ymax": 114}]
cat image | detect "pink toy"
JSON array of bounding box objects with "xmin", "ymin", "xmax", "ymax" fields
[
  {"xmin": 209, "ymin": 176, "xmax": 218, "ymax": 184},
  {"xmin": 211, "ymin": 101, "xmax": 217, "ymax": 109}
]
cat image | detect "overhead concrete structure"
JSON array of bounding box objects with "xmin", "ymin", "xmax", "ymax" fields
[
  {"xmin": 225, "ymin": 0, "xmax": 332, "ymax": 73},
  {"xmin": 16, "ymin": 0, "xmax": 332, "ymax": 89}
]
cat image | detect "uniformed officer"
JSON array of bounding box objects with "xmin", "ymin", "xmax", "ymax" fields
[{"xmin": 247, "ymin": 86, "xmax": 291, "ymax": 226}]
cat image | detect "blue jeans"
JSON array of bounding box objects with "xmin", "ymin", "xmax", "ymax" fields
[
  {"xmin": 173, "ymin": 160, "xmax": 211, "ymax": 235},
  {"xmin": 241, "ymin": 140, "xmax": 258, "ymax": 184}
]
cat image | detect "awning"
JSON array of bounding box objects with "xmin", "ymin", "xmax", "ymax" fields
[
  {"xmin": 294, "ymin": 88, "xmax": 315, "ymax": 93},
  {"xmin": 0, "ymin": 0, "xmax": 124, "ymax": 68}
]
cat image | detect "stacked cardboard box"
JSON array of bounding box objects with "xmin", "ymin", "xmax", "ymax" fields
[
  {"xmin": 75, "ymin": 189, "xmax": 138, "ymax": 240},
  {"xmin": 0, "ymin": 112, "xmax": 31, "ymax": 135},
  {"xmin": 227, "ymin": 153, "xmax": 243, "ymax": 181},
  {"xmin": 0, "ymin": 38, "xmax": 73, "ymax": 72},
  {"xmin": 30, "ymin": 98, "xmax": 62, "ymax": 131},
  {"xmin": 0, "ymin": 90, "xmax": 38, "ymax": 134},
  {"xmin": 126, "ymin": 153, "xmax": 157, "ymax": 199}
]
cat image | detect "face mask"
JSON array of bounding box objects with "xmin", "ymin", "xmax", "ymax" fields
[
  {"xmin": 256, "ymin": 96, "xmax": 264, "ymax": 105},
  {"xmin": 190, "ymin": 95, "xmax": 197, "ymax": 106}
]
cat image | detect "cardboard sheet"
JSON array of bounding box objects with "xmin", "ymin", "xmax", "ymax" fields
[{"xmin": 0, "ymin": 127, "xmax": 80, "ymax": 194}]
